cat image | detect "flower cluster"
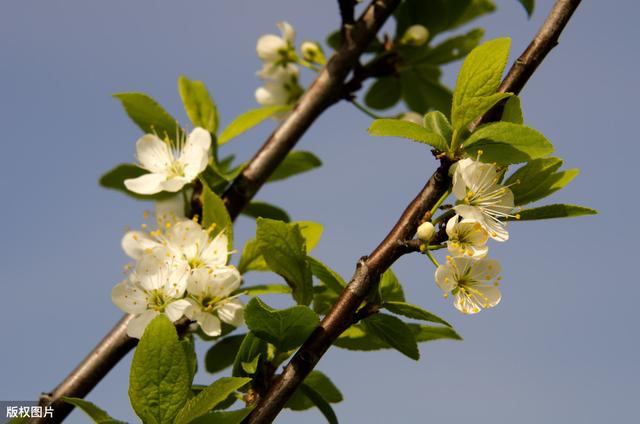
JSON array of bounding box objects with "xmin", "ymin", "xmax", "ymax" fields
[
  {"xmin": 255, "ymin": 22, "xmax": 306, "ymax": 111},
  {"xmin": 429, "ymin": 157, "xmax": 517, "ymax": 314},
  {"xmin": 111, "ymin": 202, "xmax": 244, "ymax": 338}
]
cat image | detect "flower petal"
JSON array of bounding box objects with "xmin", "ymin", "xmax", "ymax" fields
[
  {"xmin": 111, "ymin": 281, "xmax": 147, "ymax": 314},
  {"xmin": 136, "ymin": 134, "xmax": 172, "ymax": 173},
  {"xmin": 201, "ymin": 232, "xmax": 229, "ymax": 267},
  {"xmin": 199, "ymin": 313, "xmax": 222, "ymax": 337},
  {"xmin": 179, "ymin": 128, "xmax": 211, "ymax": 179},
  {"xmin": 121, "ymin": 231, "xmax": 158, "ymax": 260},
  {"xmin": 434, "ymin": 263, "xmax": 457, "ymax": 292},
  {"xmin": 256, "ymin": 34, "xmax": 286, "ymax": 61},
  {"xmin": 160, "ymin": 176, "xmax": 190, "ymax": 193},
  {"xmin": 127, "ymin": 310, "xmax": 159, "ymax": 339},
  {"xmin": 277, "ymin": 21, "xmax": 295, "ymax": 43},
  {"xmin": 165, "ymin": 299, "xmax": 191, "ymax": 322},
  {"xmin": 217, "ymin": 299, "xmax": 245, "ymax": 327},
  {"xmin": 124, "ymin": 173, "xmax": 166, "ymax": 195}
]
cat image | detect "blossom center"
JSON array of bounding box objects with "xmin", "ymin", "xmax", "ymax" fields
[{"xmin": 147, "ymin": 289, "xmax": 170, "ymax": 312}]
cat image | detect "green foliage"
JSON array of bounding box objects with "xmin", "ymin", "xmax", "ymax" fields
[
  {"xmin": 232, "ymin": 332, "xmax": 268, "ymax": 378},
  {"xmin": 242, "ymin": 201, "xmax": 291, "ymax": 222},
  {"xmin": 61, "ymin": 397, "xmax": 125, "ymax": 424},
  {"xmin": 368, "ymin": 119, "xmax": 449, "ymax": 151},
  {"xmin": 308, "ymin": 256, "xmax": 346, "ymax": 294},
  {"xmin": 297, "ymin": 221, "xmax": 324, "ymax": 251},
  {"xmin": 423, "ymin": 110, "xmax": 453, "ymax": 142},
  {"xmin": 378, "ymin": 268, "xmax": 406, "ymax": 303},
  {"xmin": 506, "ymin": 157, "xmax": 579, "ymax": 205},
  {"xmin": 400, "ymin": 67, "xmax": 453, "ymax": 115},
  {"xmin": 365, "ymin": 77, "xmax": 403, "ymax": 110},
  {"xmin": 178, "ymin": 75, "xmax": 219, "ymax": 134},
  {"xmin": 219, "ymin": 105, "xmax": 290, "ymax": 145},
  {"xmin": 129, "ymin": 315, "xmax": 191, "ymax": 424},
  {"xmin": 362, "ymin": 313, "xmax": 419, "ymax": 360},
  {"xmin": 510, "ymin": 204, "xmax": 597, "ymax": 221},
  {"xmin": 188, "ymin": 408, "xmax": 254, "ymax": 424},
  {"xmin": 298, "ymin": 384, "xmax": 339, "ymax": 424},
  {"xmin": 205, "ymin": 335, "xmax": 246, "ymax": 374},
  {"xmin": 501, "ymin": 95, "xmax": 524, "ymax": 124},
  {"xmin": 268, "ymin": 151, "xmax": 322, "ymax": 182},
  {"xmin": 517, "ymin": 0, "xmax": 535, "ymax": 17},
  {"xmin": 237, "ymin": 238, "xmax": 268, "ymax": 274},
  {"xmin": 113, "ymin": 92, "xmax": 181, "ymax": 142},
  {"xmin": 173, "ymin": 377, "xmax": 250, "ymax": 424},
  {"xmin": 255, "ymin": 218, "xmax": 314, "ymax": 305},
  {"xmin": 180, "ymin": 335, "xmax": 197, "ymax": 382},
  {"xmin": 416, "ymin": 28, "xmax": 485, "ymax": 64},
  {"xmin": 451, "ymin": 37, "xmax": 511, "ymax": 130},
  {"xmin": 287, "ymin": 371, "xmax": 343, "ymax": 411},
  {"xmin": 244, "ymin": 298, "xmax": 320, "ymax": 352},
  {"xmin": 235, "ymin": 284, "xmax": 292, "ymax": 296},
  {"xmin": 463, "ymin": 122, "xmax": 554, "ymax": 165},
  {"xmin": 335, "ymin": 323, "xmax": 461, "ymax": 351},
  {"xmin": 201, "ymin": 185, "xmax": 233, "ymax": 248},
  {"xmin": 382, "ymin": 301, "xmax": 451, "ymax": 327},
  {"xmin": 99, "ymin": 164, "xmax": 174, "ymax": 200}
]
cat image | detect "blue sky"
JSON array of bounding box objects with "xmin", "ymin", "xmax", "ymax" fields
[{"xmin": 1, "ymin": 1, "xmax": 638, "ymax": 423}]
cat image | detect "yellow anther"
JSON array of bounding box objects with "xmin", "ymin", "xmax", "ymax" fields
[
  {"xmin": 165, "ymin": 221, "xmax": 172, "ymax": 229},
  {"xmin": 515, "ymin": 214, "xmax": 521, "ymax": 220}
]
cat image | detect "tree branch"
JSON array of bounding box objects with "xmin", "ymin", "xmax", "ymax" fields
[
  {"xmin": 32, "ymin": 1, "xmax": 401, "ymax": 423},
  {"xmin": 244, "ymin": 1, "xmax": 583, "ymax": 422}
]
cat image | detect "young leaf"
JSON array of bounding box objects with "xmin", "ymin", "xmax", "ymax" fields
[
  {"xmin": 365, "ymin": 76, "xmax": 402, "ymax": 110},
  {"xmin": 201, "ymin": 185, "xmax": 233, "ymax": 249},
  {"xmin": 61, "ymin": 397, "xmax": 125, "ymax": 424},
  {"xmin": 379, "ymin": 268, "xmax": 406, "ymax": 303},
  {"xmin": 517, "ymin": 0, "xmax": 535, "ymax": 17},
  {"xmin": 382, "ymin": 301, "xmax": 452, "ymax": 327},
  {"xmin": 463, "ymin": 122, "xmax": 554, "ymax": 165},
  {"xmin": 113, "ymin": 92, "xmax": 180, "ymax": 142},
  {"xmin": 308, "ymin": 256, "xmax": 346, "ymax": 294},
  {"xmin": 129, "ymin": 315, "xmax": 191, "ymax": 424},
  {"xmin": 232, "ymin": 332, "xmax": 268, "ymax": 377},
  {"xmin": 451, "ymin": 38, "xmax": 511, "ymax": 130},
  {"xmin": 423, "ymin": 110, "xmax": 453, "ymax": 142},
  {"xmin": 509, "ymin": 204, "xmax": 597, "ymax": 221},
  {"xmin": 287, "ymin": 371, "xmax": 343, "ymax": 411},
  {"xmin": 205, "ymin": 335, "xmax": 246, "ymax": 374},
  {"xmin": 244, "ymin": 298, "xmax": 319, "ymax": 352},
  {"xmin": 174, "ymin": 377, "xmax": 250, "ymax": 424},
  {"xmin": 401, "ymin": 66, "xmax": 452, "ymax": 115},
  {"xmin": 181, "ymin": 335, "xmax": 197, "ymax": 382},
  {"xmin": 362, "ymin": 313, "xmax": 419, "ymax": 360},
  {"xmin": 234, "ymin": 284, "xmax": 292, "ymax": 296},
  {"xmin": 335, "ymin": 323, "xmax": 461, "ymax": 351},
  {"xmin": 242, "ymin": 201, "xmax": 291, "ymax": 222},
  {"xmin": 178, "ymin": 75, "xmax": 219, "ymax": 134},
  {"xmin": 415, "ymin": 28, "xmax": 484, "ymax": 65},
  {"xmin": 411, "ymin": 324, "xmax": 462, "ymax": 342},
  {"xmin": 395, "ymin": 0, "xmax": 494, "ymax": 38},
  {"xmin": 99, "ymin": 164, "xmax": 174, "ymax": 200},
  {"xmin": 268, "ymin": 151, "xmax": 322, "ymax": 182},
  {"xmin": 188, "ymin": 408, "xmax": 254, "ymax": 424},
  {"xmin": 297, "ymin": 220, "xmax": 323, "ymax": 252},
  {"xmin": 368, "ymin": 119, "xmax": 449, "ymax": 151},
  {"xmin": 219, "ymin": 105, "xmax": 290, "ymax": 145},
  {"xmin": 299, "ymin": 384, "xmax": 339, "ymax": 424},
  {"xmin": 237, "ymin": 238, "xmax": 269, "ymax": 274},
  {"xmin": 453, "ymin": 92, "xmax": 512, "ymax": 132},
  {"xmin": 509, "ymin": 161, "xmax": 579, "ymax": 205},
  {"xmin": 502, "ymin": 95, "xmax": 524, "ymax": 124},
  {"xmin": 256, "ymin": 218, "xmax": 313, "ymax": 305}
]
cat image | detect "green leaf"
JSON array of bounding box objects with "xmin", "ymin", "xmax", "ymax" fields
[
  {"xmin": 517, "ymin": 0, "xmax": 535, "ymax": 17},
  {"xmin": 297, "ymin": 220, "xmax": 323, "ymax": 252},
  {"xmin": 287, "ymin": 371, "xmax": 343, "ymax": 411},
  {"xmin": 299, "ymin": 384, "xmax": 339, "ymax": 424},
  {"xmin": 235, "ymin": 284, "xmax": 292, "ymax": 296},
  {"xmin": 242, "ymin": 201, "xmax": 291, "ymax": 222},
  {"xmin": 181, "ymin": 335, "xmax": 197, "ymax": 382},
  {"xmin": 335, "ymin": 323, "xmax": 461, "ymax": 351},
  {"xmin": 510, "ymin": 204, "xmax": 597, "ymax": 221},
  {"xmin": 244, "ymin": 298, "xmax": 319, "ymax": 351},
  {"xmin": 505, "ymin": 158, "xmax": 578, "ymax": 205},
  {"xmin": 129, "ymin": 315, "xmax": 191, "ymax": 424},
  {"xmin": 174, "ymin": 377, "xmax": 251, "ymax": 424},
  {"xmin": 365, "ymin": 76, "xmax": 403, "ymax": 110},
  {"xmin": 308, "ymin": 257, "xmax": 346, "ymax": 294},
  {"xmin": 113, "ymin": 92, "xmax": 180, "ymax": 142},
  {"xmin": 201, "ymin": 185, "xmax": 233, "ymax": 249},
  {"xmin": 382, "ymin": 301, "xmax": 452, "ymax": 327},
  {"xmin": 232, "ymin": 332, "xmax": 268, "ymax": 377},
  {"xmin": 412, "ymin": 324, "xmax": 462, "ymax": 342},
  {"xmin": 401, "ymin": 67, "xmax": 452, "ymax": 115},
  {"xmin": 268, "ymin": 151, "xmax": 322, "ymax": 182},
  {"xmin": 379, "ymin": 268, "xmax": 405, "ymax": 303},
  {"xmin": 313, "ymin": 285, "xmax": 340, "ymax": 315},
  {"xmin": 178, "ymin": 75, "xmax": 219, "ymax": 134},
  {"xmin": 368, "ymin": 119, "xmax": 449, "ymax": 151},
  {"xmin": 416, "ymin": 28, "xmax": 484, "ymax": 65},
  {"xmin": 362, "ymin": 313, "xmax": 419, "ymax": 360},
  {"xmin": 219, "ymin": 105, "xmax": 290, "ymax": 145},
  {"xmin": 451, "ymin": 37, "xmax": 511, "ymax": 130},
  {"xmin": 453, "ymin": 92, "xmax": 512, "ymax": 131},
  {"xmin": 237, "ymin": 238, "xmax": 268, "ymax": 274},
  {"xmin": 423, "ymin": 111, "xmax": 453, "ymax": 143},
  {"xmin": 99, "ymin": 163, "xmax": 174, "ymax": 200},
  {"xmin": 501, "ymin": 95, "xmax": 524, "ymax": 124},
  {"xmin": 189, "ymin": 408, "xmax": 254, "ymax": 424},
  {"xmin": 463, "ymin": 122, "xmax": 554, "ymax": 165},
  {"xmin": 61, "ymin": 397, "xmax": 125, "ymax": 424},
  {"xmin": 205, "ymin": 335, "xmax": 245, "ymax": 374},
  {"xmin": 256, "ymin": 218, "xmax": 313, "ymax": 305}
]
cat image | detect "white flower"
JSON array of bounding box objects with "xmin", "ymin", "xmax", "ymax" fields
[
  {"xmin": 451, "ymin": 158, "xmax": 516, "ymax": 241},
  {"xmin": 445, "ymin": 216, "xmax": 489, "ymax": 258},
  {"xmin": 122, "ymin": 219, "xmax": 229, "ymax": 270},
  {"xmin": 401, "ymin": 25, "xmax": 429, "ymax": 46},
  {"xmin": 255, "ymin": 69, "xmax": 303, "ymax": 110},
  {"xmin": 300, "ymin": 41, "xmax": 326, "ymax": 64},
  {"xmin": 124, "ymin": 127, "xmax": 211, "ymax": 195},
  {"xmin": 184, "ymin": 267, "xmax": 244, "ymax": 336},
  {"xmin": 256, "ymin": 21, "xmax": 296, "ymax": 63},
  {"xmin": 154, "ymin": 195, "xmax": 186, "ymax": 228},
  {"xmin": 435, "ymin": 255, "xmax": 502, "ymax": 314},
  {"xmin": 112, "ymin": 256, "xmax": 191, "ymax": 338},
  {"xmin": 416, "ymin": 222, "xmax": 435, "ymax": 242}
]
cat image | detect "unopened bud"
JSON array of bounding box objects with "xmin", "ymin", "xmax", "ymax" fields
[
  {"xmin": 401, "ymin": 25, "xmax": 429, "ymax": 46},
  {"xmin": 301, "ymin": 41, "xmax": 326, "ymax": 65},
  {"xmin": 416, "ymin": 222, "xmax": 435, "ymax": 242}
]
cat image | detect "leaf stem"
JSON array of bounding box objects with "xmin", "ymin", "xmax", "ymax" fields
[
  {"xmin": 428, "ymin": 188, "xmax": 452, "ymax": 219},
  {"xmin": 349, "ymin": 99, "xmax": 384, "ymax": 120}
]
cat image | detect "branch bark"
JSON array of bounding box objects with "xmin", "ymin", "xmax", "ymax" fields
[
  {"xmin": 32, "ymin": 1, "xmax": 400, "ymax": 423},
  {"xmin": 244, "ymin": 1, "xmax": 582, "ymax": 422}
]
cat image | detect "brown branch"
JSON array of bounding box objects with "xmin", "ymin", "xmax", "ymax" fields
[
  {"xmin": 244, "ymin": 1, "xmax": 583, "ymax": 422},
  {"xmin": 32, "ymin": 1, "xmax": 401, "ymax": 423}
]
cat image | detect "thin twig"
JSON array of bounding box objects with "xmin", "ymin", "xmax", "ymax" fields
[
  {"xmin": 244, "ymin": 1, "xmax": 583, "ymax": 422},
  {"xmin": 32, "ymin": 1, "xmax": 401, "ymax": 423}
]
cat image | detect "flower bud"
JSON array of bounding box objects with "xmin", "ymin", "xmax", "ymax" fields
[
  {"xmin": 401, "ymin": 25, "xmax": 429, "ymax": 46},
  {"xmin": 301, "ymin": 41, "xmax": 326, "ymax": 65},
  {"xmin": 416, "ymin": 222, "xmax": 435, "ymax": 242}
]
